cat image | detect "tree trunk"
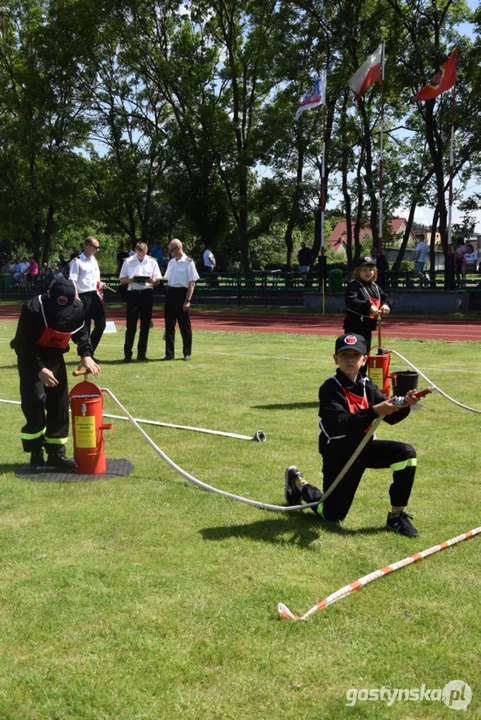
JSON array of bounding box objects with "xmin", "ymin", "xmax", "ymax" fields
[
  {"xmin": 42, "ymin": 205, "xmax": 55, "ymax": 265},
  {"xmin": 284, "ymin": 141, "xmax": 304, "ymax": 269}
]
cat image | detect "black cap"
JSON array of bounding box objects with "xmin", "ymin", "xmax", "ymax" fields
[
  {"xmin": 335, "ymin": 333, "xmax": 368, "ymax": 355},
  {"xmin": 358, "ymin": 256, "xmax": 376, "ymax": 267},
  {"xmin": 46, "ymin": 278, "xmax": 76, "ymax": 315}
]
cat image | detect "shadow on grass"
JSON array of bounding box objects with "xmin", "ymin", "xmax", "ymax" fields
[
  {"xmin": 252, "ymin": 402, "xmax": 318, "ymax": 410},
  {"xmin": 0, "ymin": 463, "xmax": 23, "ymax": 475},
  {"xmin": 200, "ymin": 516, "xmax": 384, "ymax": 549}
]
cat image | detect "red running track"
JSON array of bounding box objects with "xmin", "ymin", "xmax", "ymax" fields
[{"xmin": 1, "ymin": 305, "xmax": 481, "ymax": 341}]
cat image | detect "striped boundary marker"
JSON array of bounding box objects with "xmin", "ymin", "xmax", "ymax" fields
[{"xmin": 277, "ymin": 526, "xmax": 481, "ymax": 621}]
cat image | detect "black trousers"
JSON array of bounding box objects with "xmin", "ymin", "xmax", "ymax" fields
[
  {"xmin": 124, "ymin": 290, "xmax": 153, "ymax": 359},
  {"xmin": 302, "ymin": 439, "xmax": 416, "ymax": 521},
  {"xmin": 79, "ymin": 291, "xmax": 106, "ymax": 352},
  {"xmin": 164, "ymin": 287, "xmax": 192, "ymax": 358},
  {"xmin": 18, "ymin": 357, "xmax": 69, "ymax": 454}
]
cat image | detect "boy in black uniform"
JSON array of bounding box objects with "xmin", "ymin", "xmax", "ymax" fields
[
  {"xmin": 344, "ymin": 257, "xmax": 391, "ymax": 357},
  {"xmin": 285, "ymin": 333, "xmax": 420, "ymax": 537},
  {"xmin": 11, "ymin": 278, "xmax": 100, "ymax": 470}
]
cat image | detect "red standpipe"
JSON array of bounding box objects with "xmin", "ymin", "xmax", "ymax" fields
[{"xmin": 367, "ymin": 350, "xmax": 392, "ymax": 397}]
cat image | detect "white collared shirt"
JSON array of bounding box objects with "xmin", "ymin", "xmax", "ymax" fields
[
  {"xmin": 119, "ymin": 254, "xmax": 162, "ymax": 291},
  {"xmin": 165, "ymin": 254, "xmax": 200, "ymax": 288},
  {"xmin": 69, "ymin": 252, "xmax": 101, "ymax": 293},
  {"xmin": 203, "ymin": 249, "xmax": 215, "ymax": 267}
]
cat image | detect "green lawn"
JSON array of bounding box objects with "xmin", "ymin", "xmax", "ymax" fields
[{"xmin": 0, "ymin": 319, "xmax": 480, "ymax": 719}]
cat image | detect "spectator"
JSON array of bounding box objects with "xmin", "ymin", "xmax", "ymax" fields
[
  {"xmin": 297, "ymin": 242, "xmax": 312, "ymax": 273},
  {"xmin": 70, "ymin": 248, "xmax": 81, "ymax": 261},
  {"xmin": 464, "ymin": 243, "xmax": 478, "ymax": 271},
  {"xmin": 149, "ymin": 240, "xmax": 164, "ymax": 269},
  {"xmin": 203, "ymin": 246, "xmax": 216, "ymax": 272},
  {"xmin": 117, "ymin": 243, "xmax": 130, "ymax": 273},
  {"xmin": 414, "ymin": 234, "xmax": 429, "ymax": 286},
  {"xmin": 43, "ymin": 266, "xmax": 55, "ymax": 288},
  {"xmin": 12, "ymin": 259, "xmax": 23, "ymax": 280},
  {"xmin": 454, "ymin": 237, "xmax": 468, "ymax": 286},
  {"xmin": 27, "ymin": 258, "xmax": 39, "ymax": 286},
  {"xmin": 13, "ymin": 258, "xmax": 30, "ymax": 281}
]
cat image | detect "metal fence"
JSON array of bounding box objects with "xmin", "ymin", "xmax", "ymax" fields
[{"xmin": 2, "ymin": 268, "xmax": 481, "ymax": 306}]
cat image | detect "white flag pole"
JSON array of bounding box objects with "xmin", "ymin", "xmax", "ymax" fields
[
  {"xmin": 447, "ymin": 83, "xmax": 456, "ymax": 249},
  {"xmin": 320, "ymin": 71, "xmax": 327, "ymax": 314},
  {"xmin": 378, "ymin": 41, "xmax": 385, "ymax": 260}
]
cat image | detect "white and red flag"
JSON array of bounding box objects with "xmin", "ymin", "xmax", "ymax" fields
[
  {"xmin": 295, "ymin": 73, "xmax": 326, "ymax": 120},
  {"xmin": 349, "ymin": 44, "xmax": 383, "ymax": 101}
]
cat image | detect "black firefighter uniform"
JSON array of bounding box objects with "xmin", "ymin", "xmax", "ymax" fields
[{"xmin": 11, "ymin": 279, "xmax": 94, "ymax": 461}]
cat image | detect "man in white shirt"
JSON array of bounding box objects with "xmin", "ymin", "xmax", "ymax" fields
[
  {"xmin": 119, "ymin": 243, "xmax": 161, "ymax": 361},
  {"xmin": 162, "ymin": 239, "xmax": 200, "ymax": 361},
  {"xmin": 203, "ymin": 246, "xmax": 216, "ymax": 272},
  {"xmin": 69, "ymin": 237, "xmax": 106, "ymax": 360}
]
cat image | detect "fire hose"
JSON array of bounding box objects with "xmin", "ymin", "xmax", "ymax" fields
[
  {"xmin": 387, "ymin": 347, "xmax": 481, "ymax": 415},
  {"xmin": 0, "ymin": 386, "xmax": 434, "ymax": 513},
  {"xmin": 70, "ymin": 368, "xmax": 266, "ymax": 442},
  {"xmin": 0, "ymin": 397, "xmax": 266, "ymax": 444}
]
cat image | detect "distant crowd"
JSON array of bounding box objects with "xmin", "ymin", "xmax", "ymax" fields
[
  {"xmin": 0, "ymin": 254, "xmax": 72, "ymax": 293},
  {"xmin": 0, "ymin": 241, "xmax": 222, "ymax": 295}
]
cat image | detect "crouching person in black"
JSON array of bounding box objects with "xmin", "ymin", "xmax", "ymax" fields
[
  {"xmin": 285, "ymin": 333, "xmax": 420, "ymax": 537},
  {"xmin": 11, "ymin": 278, "xmax": 100, "ymax": 471}
]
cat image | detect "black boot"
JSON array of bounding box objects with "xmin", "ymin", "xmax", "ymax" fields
[
  {"xmin": 29, "ymin": 449, "xmax": 45, "ymax": 470},
  {"xmin": 46, "ymin": 447, "xmax": 78, "ymax": 472}
]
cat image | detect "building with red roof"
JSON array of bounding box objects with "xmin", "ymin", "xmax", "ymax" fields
[{"xmin": 327, "ymin": 217, "xmax": 417, "ymax": 252}]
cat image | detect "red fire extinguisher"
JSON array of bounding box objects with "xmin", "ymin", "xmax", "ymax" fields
[
  {"xmin": 69, "ymin": 379, "xmax": 112, "ymax": 474},
  {"xmin": 368, "ymin": 349, "xmax": 393, "ymax": 397}
]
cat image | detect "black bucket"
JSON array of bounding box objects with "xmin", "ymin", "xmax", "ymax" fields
[{"xmin": 392, "ymin": 370, "xmax": 419, "ymax": 397}]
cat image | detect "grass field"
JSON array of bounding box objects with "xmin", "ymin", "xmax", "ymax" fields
[{"xmin": 0, "ymin": 318, "xmax": 480, "ymax": 719}]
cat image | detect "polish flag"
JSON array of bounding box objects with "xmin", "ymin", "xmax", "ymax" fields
[{"xmin": 349, "ymin": 44, "xmax": 383, "ymax": 101}]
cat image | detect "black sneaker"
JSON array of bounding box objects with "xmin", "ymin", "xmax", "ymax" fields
[
  {"xmin": 137, "ymin": 356, "xmax": 150, "ymax": 362},
  {"xmin": 29, "ymin": 450, "xmax": 45, "ymax": 470},
  {"xmin": 161, "ymin": 356, "xmax": 174, "ymax": 361},
  {"xmin": 284, "ymin": 466, "xmax": 303, "ymax": 506},
  {"xmin": 46, "ymin": 452, "xmax": 78, "ymax": 472},
  {"xmin": 386, "ymin": 512, "xmax": 419, "ymax": 537}
]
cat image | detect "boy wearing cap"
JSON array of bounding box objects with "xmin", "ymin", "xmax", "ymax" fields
[
  {"xmin": 11, "ymin": 278, "xmax": 100, "ymax": 470},
  {"xmin": 344, "ymin": 257, "xmax": 391, "ymax": 358},
  {"xmin": 285, "ymin": 333, "xmax": 420, "ymax": 537}
]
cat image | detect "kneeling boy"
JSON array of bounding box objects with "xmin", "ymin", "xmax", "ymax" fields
[{"xmin": 285, "ymin": 333, "xmax": 420, "ymax": 536}]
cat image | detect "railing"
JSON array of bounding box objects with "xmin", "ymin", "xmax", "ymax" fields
[{"xmin": 2, "ymin": 269, "xmax": 480, "ymax": 304}]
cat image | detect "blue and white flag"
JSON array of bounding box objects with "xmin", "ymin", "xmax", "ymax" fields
[{"xmin": 295, "ymin": 73, "xmax": 326, "ymax": 120}]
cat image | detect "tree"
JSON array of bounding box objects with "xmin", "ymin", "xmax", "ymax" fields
[{"xmin": 0, "ymin": 0, "xmax": 99, "ymax": 262}]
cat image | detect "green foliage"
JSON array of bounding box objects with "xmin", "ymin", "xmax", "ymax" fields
[{"xmin": 0, "ymin": 0, "xmax": 479, "ymax": 271}]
